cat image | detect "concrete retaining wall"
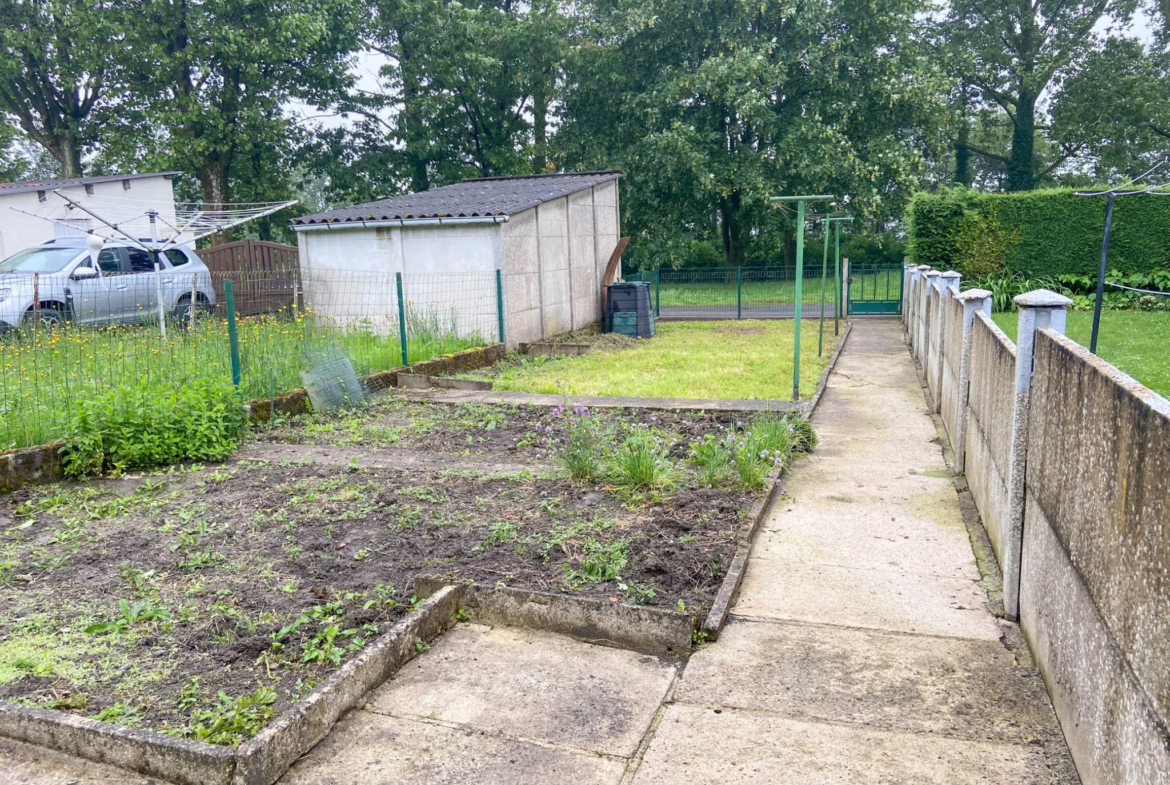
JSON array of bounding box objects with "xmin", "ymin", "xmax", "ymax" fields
[
  {"xmin": 962, "ymin": 313, "xmax": 1017, "ymax": 563},
  {"xmin": 1019, "ymin": 330, "xmax": 1170, "ymax": 783},
  {"xmin": 907, "ymin": 270, "xmax": 1170, "ymax": 784},
  {"xmin": 939, "ymin": 293, "xmax": 964, "ymax": 439}
]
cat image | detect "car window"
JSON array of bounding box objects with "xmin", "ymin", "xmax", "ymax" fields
[
  {"xmin": 127, "ymin": 248, "xmax": 164, "ymax": 273},
  {"xmin": 164, "ymin": 249, "xmax": 190, "ymax": 267},
  {"xmin": 97, "ymin": 249, "xmax": 121, "ymax": 274},
  {"xmin": 0, "ymin": 247, "xmax": 81, "ymax": 273}
]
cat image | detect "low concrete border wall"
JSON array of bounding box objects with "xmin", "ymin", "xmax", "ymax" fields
[
  {"xmin": 233, "ymin": 585, "xmax": 462, "ymax": 785},
  {"xmin": 0, "ymin": 586, "xmax": 463, "ymax": 785},
  {"xmin": 415, "ymin": 578, "xmax": 693, "ymax": 656},
  {"xmin": 395, "ymin": 374, "xmax": 493, "ymax": 391},
  {"xmin": 700, "ymin": 466, "xmax": 787, "ymax": 640},
  {"xmin": 0, "ymin": 441, "xmax": 64, "ymax": 494},
  {"xmin": 522, "ymin": 342, "xmax": 592, "ymax": 357}
]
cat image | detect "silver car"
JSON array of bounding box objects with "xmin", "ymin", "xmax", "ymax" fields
[{"xmin": 0, "ymin": 238, "xmax": 216, "ymax": 329}]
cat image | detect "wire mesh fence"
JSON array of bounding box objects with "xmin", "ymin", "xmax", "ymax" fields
[
  {"xmin": 0, "ymin": 266, "xmax": 501, "ymax": 451},
  {"xmin": 627, "ymin": 265, "xmax": 841, "ymax": 320}
]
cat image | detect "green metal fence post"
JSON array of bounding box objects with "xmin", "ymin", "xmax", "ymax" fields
[
  {"xmin": 495, "ymin": 269, "xmax": 505, "ymax": 345},
  {"xmin": 736, "ymin": 267, "xmax": 742, "ymax": 319},
  {"xmin": 224, "ymin": 279, "xmax": 241, "ymax": 390},
  {"xmin": 818, "ymin": 219, "xmax": 830, "ymax": 357},
  {"xmin": 834, "ymin": 221, "xmax": 841, "ymax": 335},
  {"xmin": 654, "ymin": 268, "xmax": 661, "ymax": 317},
  {"xmin": 395, "ymin": 272, "xmax": 409, "ymax": 367},
  {"xmin": 793, "ymin": 200, "xmax": 805, "ymax": 400}
]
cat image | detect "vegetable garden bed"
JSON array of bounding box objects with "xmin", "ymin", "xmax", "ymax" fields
[{"xmin": 0, "ymin": 398, "xmax": 813, "ymax": 744}]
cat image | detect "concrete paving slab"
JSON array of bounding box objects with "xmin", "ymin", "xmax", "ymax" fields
[
  {"xmin": 630, "ymin": 703, "xmax": 1058, "ymax": 785},
  {"xmin": 367, "ymin": 624, "xmax": 677, "ymax": 758},
  {"xmin": 733, "ymin": 559, "xmax": 1001, "ymax": 641},
  {"xmin": 0, "ymin": 736, "xmax": 169, "ymax": 785},
  {"xmin": 280, "ymin": 710, "xmax": 626, "ymax": 785},
  {"xmin": 757, "ymin": 491, "xmax": 979, "ymax": 581},
  {"xmin": 676, "ymin": 619, "xmax": 1061, "ymax": 744}
]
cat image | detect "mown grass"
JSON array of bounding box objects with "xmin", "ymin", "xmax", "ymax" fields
[
  {"xmin": 636, "ymin": 268, "xmax": 895, "ymax": 310},
  {"xmin": 991, "ymin": 310, "xmax": 1170, "ymax": 398},
  {"xmin": 0, "ymin": 312, "xmax": 481, "ymax": 451},
  {"xmin": 485, "ymin": 320, "xmax": 839, "ymax": 400}
]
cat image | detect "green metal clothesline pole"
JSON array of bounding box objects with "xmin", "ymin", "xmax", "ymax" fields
[
  {"xmin": 818, "ymin": 219, "xmax": 831, "ymax": 357},
  {"xmin": 834, "ymin": 220, "xmax": 841, "ymax": 335},
  {"xmin": 770, "ymin": 194, "xmax": 833, "ymax": 401}
]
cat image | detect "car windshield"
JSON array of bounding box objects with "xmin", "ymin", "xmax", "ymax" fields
[{"xmin": 0, "ymin": 246, "xmax": 82, "ymax": 273}]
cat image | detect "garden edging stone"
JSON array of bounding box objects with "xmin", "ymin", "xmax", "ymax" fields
[{"xmin": 0, "ymin": 585, "xmax": 463, "ymax": 785}]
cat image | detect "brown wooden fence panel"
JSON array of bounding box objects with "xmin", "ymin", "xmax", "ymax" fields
[{"xmin": 195, "ymin": 240, "xmax": 299, "ymax": 316}]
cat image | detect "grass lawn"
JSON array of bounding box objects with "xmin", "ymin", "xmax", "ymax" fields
[
  {"xmin": 480, "ymin": 320, "xmax": 841, "ymax": 400},
  {"xmin": 992, "ymin": 310, "xmax": 1170, "ymax": 398}
]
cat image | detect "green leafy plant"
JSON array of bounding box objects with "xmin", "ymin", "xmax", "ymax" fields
[
  {"xmin": 549, "ymin": 403, "xmax": 604, "ymax": 480},
  {"xmin": 85, "ymin": 599, "xmax": 170, "ymax": 635},
  {"xmin": 185, "ymin": 689, "xmax": 278, "ymax": 746},
  {"xmin": 563, "ymin": 539, "xmax": 629, "ymax": 589},
  {"xmin": 60, "ymin": 377, "xmax": 247, "ymax": 478}
]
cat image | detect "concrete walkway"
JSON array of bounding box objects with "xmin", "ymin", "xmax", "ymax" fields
[
  {"xmin": 0, "ymin": 318, "xmax": 1076, "ymax": 784},
  {"xmin": 628, "ymin": 318, "xmax": 1076, "ymax": 783}
]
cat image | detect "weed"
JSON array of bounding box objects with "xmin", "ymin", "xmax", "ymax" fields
[
  {"xmin": 551, "ymin": 404, "xmax": 604, "ymax": 480},
  {"xmin": 184, "ymin": 688, "xmax": 278, "ymax": 747},
  {"xmin": 95, "ymin": 702, "xmax": 143, "ymax": 727},
  {"xmin": 85, "ymin": 599, "xmax": 170, "ymax": 635},
  {"xmin": 620, "ymin": 581, "xmax": 657, "ymax": 602},
  {"xmin": 397, "ymin": 486, "xmax": 445, "ymax": 503},
  {"xmin": 479, "ymin": 519, "xmax": 521, "ymax": 549},
  {"xmin": 563, "ymin": 539, "xmax": 629, "ymax": 589},
  {"xmin": 414, "ymin": 637, "xmax": 430, "ymax": 653}
]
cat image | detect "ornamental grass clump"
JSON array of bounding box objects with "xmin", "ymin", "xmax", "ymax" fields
[
  {"xmin": 609, "ymin": 432, "xmax": 677, "ymax": 493},
  {"xmin": 550, "ymin": 403, "xmax": 605, "ymax": 481},
  {"xmin": 688, "ymin": 412, "xmax": 816, "ymax": 490}
]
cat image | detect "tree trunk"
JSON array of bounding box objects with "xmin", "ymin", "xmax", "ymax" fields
[
  {"xmin": 532, "ymin": 86, "xmax": 548, "ymax": 172},
  {"xmin": 397, "ymin": 28, "xmax": 430, "ymax": 192},
  {"xmin": 1006, "ymin": 89, "xmax": 1035, "ymax": 191},
  {"xmin": 954, "ymin": 89, "xmax": 971, "ymax": 187},
  {"xmin": 719, "ymin": 194, "xmax": 745, "ymax": 268},
  {"xmin": 199, "ymin": 161, "xmax": 231, "ymax": 246},
  {"xmin": 54, "ymin": 134, "xmax": 84, "ymax": 178}
]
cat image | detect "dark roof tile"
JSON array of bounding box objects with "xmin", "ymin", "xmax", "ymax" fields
[{"xmin": 292, "ymin": 171, "xmax": 621, "ymax": 226}]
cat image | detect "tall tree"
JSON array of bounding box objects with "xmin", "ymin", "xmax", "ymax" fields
[
  {"xmin": 321, "ymin": 0, "xmax": 569, "ymax": 203},
  {"xmin": 1051, "ymin": 35, "xmax": 1170, "ymax": 179},
  {"xmin": 557, "ymin": 0, "xmax": 947, "ymax": 268},
  {"xmin": 940, "ymin": 0, "xmax": 1136, "ymax": 191},
  {"xmin": 0, "ymin": 0, "xmax": 121, "ymax": 176},
  {"xmin": 104, "ymin": 0, "xmax": 358, "ymax": 240}
]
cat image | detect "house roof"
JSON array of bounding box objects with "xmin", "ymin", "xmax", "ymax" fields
[
  {"xmin": 0, "ymin": 172, "xmax": 180, "ymax": 194},
  {"xmin": 292, "ymin": 171, "xmax": 622, "ymax": 227}
]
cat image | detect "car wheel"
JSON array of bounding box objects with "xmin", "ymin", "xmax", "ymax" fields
[
  {"xmin": 24, "ymin": 305, "xmax": 67, "ymax": 329},
  {"xmin": 175, "ymin": 297, "xmax": 211, "ymax": 326}
]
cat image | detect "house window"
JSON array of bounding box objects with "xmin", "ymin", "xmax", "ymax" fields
[
  {"xmin": 85, "ymin": 184, "xmax": 95, "ymax": 195},
  {"xmin": 122, "ymin": 179, "xmax": 131, "ymax": 190},
  {"xmin": 37, "ymin": 190, "xmax": 46, "ymax": 202}
]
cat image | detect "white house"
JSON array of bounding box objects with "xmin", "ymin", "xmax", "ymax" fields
[
  {"xmin": 0, "ymin": 172, "xmax": 181, "ymax": 259},
  {"xmin": 291, "ymin": 171, "xmax": 622, "ymax": 347}
]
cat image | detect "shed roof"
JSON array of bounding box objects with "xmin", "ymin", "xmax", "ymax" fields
[
  {"xmin": 0, "ymin": 172, "xmax": 179, "ymax": 194},
  {"xmin": 292, "ymin": 171, "xmax": 621, "ymax": 227}
]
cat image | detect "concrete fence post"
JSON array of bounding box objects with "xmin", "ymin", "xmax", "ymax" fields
[
  {"xmin": 913, "ymin": 265, "xmax": 931, "ymax": 361},
  {"xmin": 906, "ymin": 267, "xmax": 920, "ymax": 344},
  {"xmin": 1002, "ymin": 289, "xmax": 1072, "ymax": 620},
  {"xmin": 910, "ymin": 266, "xmax": 928, "ymax": 354},
  {"xmin": 902, "ymin": 262, "xmax": 915, "ymax": 330},
  {"xmin": 920, "ymin": 270, "xmax": 940, "ymax": 368},
  {"xmin": 952, "ymin": 288, "xmax": 992, "ymax": 473},
  {"xmin": 933, "ymin": 271, "xmax": 961, "ymax": 412}
]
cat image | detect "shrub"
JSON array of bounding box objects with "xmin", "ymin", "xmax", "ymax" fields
[
  {"xmin": 60, "ymin": 377, "xmax": 247, "ymax": 477},
  {"xmin": 907, "ymin": 187, "xmax": 1170, "ymax": 278}
]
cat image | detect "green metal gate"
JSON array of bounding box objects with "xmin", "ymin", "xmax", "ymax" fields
[{"xmin": 848, "ymin": 261, "xmax": 903, "ymax": 315}]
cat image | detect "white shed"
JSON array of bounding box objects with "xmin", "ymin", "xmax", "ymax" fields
[
  {"xmin": 291, "ymin": 171, "xmax": 622, "ymax": 347},
  {"xmin": 0, "ymin": 172, "xmax": 181, "ymax": 259}
]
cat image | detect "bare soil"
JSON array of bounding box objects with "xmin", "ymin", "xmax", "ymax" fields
[{"xmin": 0, "ymin": 398, "xmax": 769, "ymax": 744}]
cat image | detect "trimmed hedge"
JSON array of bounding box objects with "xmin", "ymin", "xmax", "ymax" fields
[{"xmin": 907, "ymin": 187, "xmax": 1170, "ymax": 277}]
